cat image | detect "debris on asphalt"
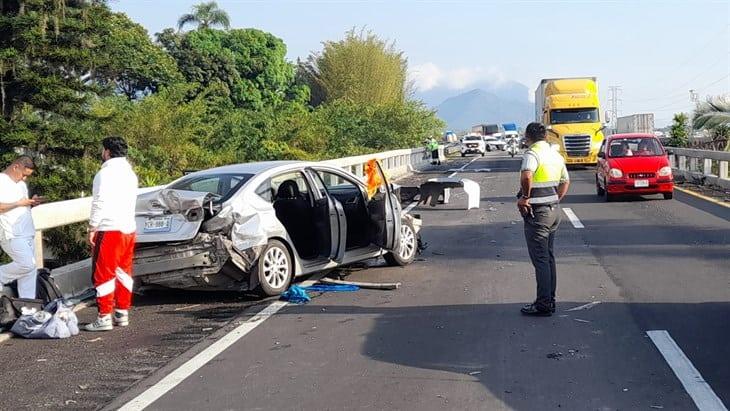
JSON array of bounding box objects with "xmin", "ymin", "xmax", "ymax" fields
[
  {"xmin": 320, "ymin": 278, "xmax": 399, "ymax": 290},
  {"xmin": 573, "ymin": 318, "xmax": 591, "ymax": 323},
  {"xmin": 622, "ymin": 388, "xmax": 629, "ymax": 392},
  {"xmin": 36, "ymin": 358, "xmax": 47, "ymax": 362},
  {"xmin": 280, "ymin": 285, "xmax": 311, "ymax": 304},
  {"xmin": 202, "ymin": 327, "xmax": 213, "ymax": 331},
  {"xmin": 566, "ymin": 301, "xmax": 601, "ymax": 312},
  {"xmin": 78, "ymin": 384, "xmax": 88, "ymax": 390},
  {"xmin": 173, "ymin": 304, "xmax": 200, "ymax": 311},
  {"xmin": 65, "ymin": 400, "xmax": 77, "ymax": 405},
  {"xmin": 306, "ymin": 283, "xmax": 361, "ymax": 292},
  {"xmin": 510, "ymin": 221, "xmax": 517, "ymax": 225},
  {"xmin": 468, "ymin": 371, "xmax": 482, "ymax": 376},
  {"xmin": 546, "ymin": 352, "xmax": 563, "ymax": 359},
  {"xmin": 432, "ymin": 251, "xmax": 445, "ymax": 255},
  {"xmin": 86, "ymin": 337, "xmax": 102, "ymax": 342},
  {"xmin": 650, "ymin": 406, "xmax": 664, "ymax": 409}
]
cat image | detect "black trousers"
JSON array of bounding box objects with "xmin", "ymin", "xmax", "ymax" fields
[{"xmin": 523, "ymin": 204, "xmax": 561, "ymax": 309}]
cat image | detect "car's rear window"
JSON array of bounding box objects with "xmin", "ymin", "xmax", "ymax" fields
[
  {"xmin": 608, "ymin": 138, "xmax": 664, "ymax": 158},
  {"xmin": 169, "ymin": 173, "xmax": 253, "ymax": 199}
]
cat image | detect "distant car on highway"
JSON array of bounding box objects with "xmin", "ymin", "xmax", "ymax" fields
[
  {"xmin": 482, "ymin": 135, "xmax": 506, "ymax": 152},
  {"xmin": 460, "ymin": 135, "xmax": 486, "ymax": 157},
  {"xmin": 133, "ymin": 161, "xmax": 420, "ymax": 296},
  {"xmin": 595, "ymin": 133, "xmax": 674, "ymax": 201}
]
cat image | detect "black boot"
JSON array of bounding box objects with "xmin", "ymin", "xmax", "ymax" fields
[{"xmin": 520, "ymin": 303, "xmax": 552, "ymax": 317}]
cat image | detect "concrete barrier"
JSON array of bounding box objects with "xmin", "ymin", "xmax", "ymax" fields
[{"xmin": 667, "ymin": 147, "xmax": 730, "ymax": 190}]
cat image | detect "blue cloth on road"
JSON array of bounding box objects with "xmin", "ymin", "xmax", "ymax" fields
[
  {"xmin": 303, "ymin": 284, "xmax": 359, "ymax": 292},
  {"xmin": 280, "ymin": 285, "xmax": 310, "ymax": 304}
]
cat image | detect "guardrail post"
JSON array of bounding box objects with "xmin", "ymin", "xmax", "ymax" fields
[
  {"xmin": 720, "ymin": 161, "xmax": 729, "ymax": 180},
  {"xmin": 703, "ymin": 158, "xmax": 713, "ymax": 176},
  {"xmin": 679, "ymin": 155, "xmax": 687, "ymax": 171},
  {"xmin": 690, "ymin": 157, "xmax": 698, "ymax": 172},
  {"xmin": 34, "ymin": 230, "xmax": 44, "ymax": 268}
]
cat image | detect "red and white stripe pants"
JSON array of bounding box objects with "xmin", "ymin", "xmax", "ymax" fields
[{"xmin": 92, "ymin": 231, "xmax": 136, "ymax": 315}]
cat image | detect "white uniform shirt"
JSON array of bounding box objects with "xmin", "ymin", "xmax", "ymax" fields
[
  {"xmin": 89, "ymin": 157, "xmax": 138, "ymax": 234},
  {"xmin": 0, "ymin": 173, "xmax": 35, "ymax": 240}
]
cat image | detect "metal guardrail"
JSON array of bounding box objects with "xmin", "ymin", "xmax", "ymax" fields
[
  {"xmin": 667, "ymin": 147, "xmax": 730, "ymax": 190},
  {"xmin": 27, "ymin": 147, "xmax": 432, "ymax": 267}
]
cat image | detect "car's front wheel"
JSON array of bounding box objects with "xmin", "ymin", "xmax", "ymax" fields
[
  {"xmin": 253, "ymin": 240, "xmax": 293, "ymax": 296},
  {"xmin": 596, "ymin": 175, "xmax": 605, "ymax": 196},
  {"xmin": 384, "ymin": 219, "xmax": 417, "ymax": 267}
]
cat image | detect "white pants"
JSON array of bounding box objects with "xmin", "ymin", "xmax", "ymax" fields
[{"xmin": 0, "ymin": 237, "xmax": 37, "ymax": 299}]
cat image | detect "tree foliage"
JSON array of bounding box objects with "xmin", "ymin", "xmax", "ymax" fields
[
  {"xmin": 669, "ymin": 113, "xmax": 689, "ymax": 148},
  {"xmin": 300, "ymin": 29, "xmax": 409, "ymax": 107},
  {"xmin": 693, "ymin": 94, "xmax": 730, "ymax": 131}
]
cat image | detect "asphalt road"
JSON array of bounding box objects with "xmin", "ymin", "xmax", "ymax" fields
[{"xmin": 2, "ymin": 151, "xmax": 728, "ymax": 410}]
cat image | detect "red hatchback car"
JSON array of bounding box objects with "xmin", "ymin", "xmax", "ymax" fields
[{"xmin": 595, "ymin": 133, "xmax": 674, "ymax": 201}]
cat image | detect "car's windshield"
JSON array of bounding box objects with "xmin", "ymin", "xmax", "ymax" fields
[
  {"xmin": 608, "ymin": 138, "xmax": 664, "ymax": 158},
  {"xmin": 464, "ymin": 136, "xmax": 482, "ymax": 141},
  {"xmin": 484, "ymin": 125, "xmax": 499, "ymax": 134},
  {"xmin": 550, "ymin": 108, "xmax": 599, "ymax": 124},
  {"xmin": 169, "ymin": 173, "xmax": 254, "ymax": 199}
]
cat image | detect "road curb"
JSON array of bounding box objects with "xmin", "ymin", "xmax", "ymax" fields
[
  {"xmin": 675, "ymin": 186, "xmax": 730, "ymax": 209},
  {"xmin": 0, "ymin": 299, "xmax": 93, "ymax": 344}
]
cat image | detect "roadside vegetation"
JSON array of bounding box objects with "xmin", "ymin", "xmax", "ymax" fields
[{"xmin": 0, "ymin": 1, "xmax": 443, "ymax": 264}]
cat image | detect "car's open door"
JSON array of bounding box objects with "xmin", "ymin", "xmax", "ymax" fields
[
  {"xmin": 366, "ymin": 160, "xmax": 401, "ymax": 252},
  {"xmin": 306, "ymin": 168, "xmax": 346, "ymax": 263}
]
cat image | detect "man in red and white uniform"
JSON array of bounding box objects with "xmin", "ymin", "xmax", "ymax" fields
[{"xmin": 84, "ymin": 137, "xmax": 138, "ymax": 332}]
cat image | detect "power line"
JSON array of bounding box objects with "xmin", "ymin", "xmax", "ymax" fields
[{"xmin": 608, "ymin": 85, "xmax": 621, "ymax": 127}]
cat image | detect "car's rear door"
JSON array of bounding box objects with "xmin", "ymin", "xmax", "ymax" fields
[
  {"xmin": 305, "ymin": 167, "xmax": 346, "ymax": 263},
  {"xmin": 366, "ymin": 160, "xmax": 401, "ymax": 251}
]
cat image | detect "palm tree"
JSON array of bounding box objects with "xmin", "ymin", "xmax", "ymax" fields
[
  {"xmin": 693, "ymin": 94, "xmax": 730, "ymax": 151},
  {"xmin": 177, "ymin": 1, "xmax": 231, "ymax": 31}
]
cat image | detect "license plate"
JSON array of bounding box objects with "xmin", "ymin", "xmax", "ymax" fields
[
  {"xmin": 634, "ymin": 179, "xmax": 649, "ymax": 188},
  {"xmin": 144, "ymin": 216, "xmax": 172, "ymax": 232}
]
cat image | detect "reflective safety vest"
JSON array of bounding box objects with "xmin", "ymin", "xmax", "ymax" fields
[
  {"xmin": 427, "ymin": 140, "xmax": 439, "ymax": 151},
  {"xmin": 527, "ymin": 141, "xmax": 565, "ymax": 205}
]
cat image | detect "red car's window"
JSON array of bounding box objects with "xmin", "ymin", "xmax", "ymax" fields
[{"xmin": 608, "ymin": 138, "xmax": 663, "ymax": 158}]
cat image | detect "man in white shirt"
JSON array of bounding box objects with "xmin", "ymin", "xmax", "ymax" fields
[
  {"xmin": 0, "ymin": 156, "xmax": 43, "ymax": 298},
  {"xmin": 84, "ymin": 137, "xmax": 139, "ymax": 332}
]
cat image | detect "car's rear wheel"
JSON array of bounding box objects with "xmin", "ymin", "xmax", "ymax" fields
[
  {"xmin": 596, "ymin": 176, "xmax": 605, "ymax": 196},
  {"xmin": 486, "ymin": 146, "xmax": 492, "ymax": 152},
  {"xmin": 384, "ymin": 219, "xmax": 417, "ymax": 267},
  {"xmin": 663, "ymin": 192, "xmax": 673, "ymax": 200},
  {"xmin": 254, "ymin": 240, "xmax": 292, "ymax": 296},
  {"xmin": 461, "ymin": 152, "xmax": 465, "ymax": 157}
]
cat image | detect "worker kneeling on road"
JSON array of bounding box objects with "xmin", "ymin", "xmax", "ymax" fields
[
  {"xmin": 84, "ymin": 137, "xmax": 139, "ymax": 332},
  {"xmin": 516, "ymin": 123, "xmax": 570, "ymax": 317},
  {"xmin": 0, "ymin": 156, "xmax": 44, "ymax": 298}
]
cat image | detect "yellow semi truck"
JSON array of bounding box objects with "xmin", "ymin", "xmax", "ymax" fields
[{"xmin": 534, "ymin": 77, "xmax": 606, "ymax": 165}]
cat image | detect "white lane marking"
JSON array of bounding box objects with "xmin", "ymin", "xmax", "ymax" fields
[
  {"xmin": 118, "ymin": 300, "xmax": 289, "ymax": 411},
  {"xmin": 448, "ymin": 156, "xmax": 480, "ymax": 178},
  {"xmin": 647, "ymin": 330, "xmax": 728, "ymax": 411},
  {"xmin": 562, "ymin": 207, "xmax": 585, "ymax": 229}
]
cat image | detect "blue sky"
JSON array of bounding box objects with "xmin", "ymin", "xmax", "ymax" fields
[{"xmin": 111, "ymin": 0, "xmax": 729, "ymax": 127}]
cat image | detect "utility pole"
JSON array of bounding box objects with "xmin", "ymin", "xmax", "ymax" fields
[{"xmin": 608, "ymin": 86, "xmax": 622, "ymax": 130}]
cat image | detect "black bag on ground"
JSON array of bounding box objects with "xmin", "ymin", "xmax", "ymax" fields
[
  {"xmin": 0, "ymin": 296, "xmax": 44, "ymax": 329},
  {"xmin": 36, "ymin": 268, "xmax": 63, "ymax": 303}
]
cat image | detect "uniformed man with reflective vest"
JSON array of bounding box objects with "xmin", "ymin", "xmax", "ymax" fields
[
  {"xmin": 83, "ymin": 136, "xmax": 139, "ymax": 331},
  {"xmin": 427, "ymin": 138, "xmax": 441, "ymax": 165},
  {"xmin": 517, "ymin": 123, "xmax": 570, "ymax": 316}
]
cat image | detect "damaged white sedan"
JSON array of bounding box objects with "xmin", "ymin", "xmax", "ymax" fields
[{"xmin": 132, "ymin": 160, "xmax": 420, "ymax": 296}]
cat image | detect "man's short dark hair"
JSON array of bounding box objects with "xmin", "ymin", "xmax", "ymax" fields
[
  {"xmin": 102, "ymin": 136, "xmax": 128, "ymax": 158},
  {"xmin": 12, "ymin": 155, "xmax": 35, "ymax": 170},
  {"xmin": 525, "ymin": 122, "xmax": 547, "ymax": 141}
]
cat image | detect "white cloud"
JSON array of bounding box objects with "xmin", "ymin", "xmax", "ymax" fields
[{"xmin": 409, "ymin": 63, "xmax": 505, "ymax": 91}]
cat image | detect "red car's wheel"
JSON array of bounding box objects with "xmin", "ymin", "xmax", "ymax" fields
[{"xmin": 596, "ymin": 175, "xmax": 605, "ymax": 196}]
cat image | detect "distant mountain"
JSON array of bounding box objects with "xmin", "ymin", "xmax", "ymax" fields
[{"xmin": 434, "ymin": 88, "xmax": 534, "ymax": 132}]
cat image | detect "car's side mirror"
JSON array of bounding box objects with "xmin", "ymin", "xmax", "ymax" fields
[{"xmin": 597, "ymin": 152, "xmax": 605, "ymax": 159}]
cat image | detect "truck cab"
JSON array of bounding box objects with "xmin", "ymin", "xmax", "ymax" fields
[{"xmin": 535, "ymin": 78, "xmax": 606, "ymax": 165}]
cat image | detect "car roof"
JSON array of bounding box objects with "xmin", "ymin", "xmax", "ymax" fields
[
  {"xmin": 609, "ymin": 133, "xmax": 656, "ymax": 140},
  {"xmin": 185, "ymin": 161, "xmax": 304, "ymax": 177}
]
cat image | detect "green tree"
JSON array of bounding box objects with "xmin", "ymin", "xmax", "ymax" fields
[
  {"xmin": 669, "ymin": 113, "xmax": 689, "ymax": 148},
  {"xmin": 300, "ymin": 29, "xmax": 409, "ymax": 106},
  {"xmin": 157, "ymin": 28, "xmax": 305, "ymax": 110},
  {"xmin": 177, "ymin": 1, "xmax": 231, "ymax": 31}
]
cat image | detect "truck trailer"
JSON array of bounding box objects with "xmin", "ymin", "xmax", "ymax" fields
[
  {"xmin": 534, "ymin": 77, "xmax": 606, "ymax": 165},
  {"xmin": 616, "ymin": 114, "xmax": 654, "ymax": 134}
]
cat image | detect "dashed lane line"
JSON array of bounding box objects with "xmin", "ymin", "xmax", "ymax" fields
[
  {"xmin": 647, "ymin": 330, "xmax": 728, "ymax": 411},
  {"xmin": 448, "ymin": 156, "xmax": 480, "ymax": 178},
  {"xmin": 562, "ymin": 207, "xmax": 585, "ymax": 229}
]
